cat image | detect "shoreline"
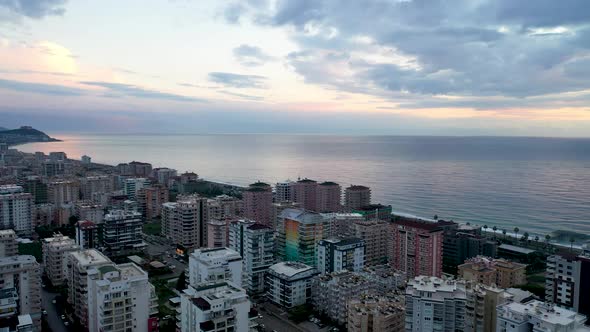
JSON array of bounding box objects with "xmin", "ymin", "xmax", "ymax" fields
[{"xmin": 12, "ymin": 141, "xmax": 590, "ymax": 247}]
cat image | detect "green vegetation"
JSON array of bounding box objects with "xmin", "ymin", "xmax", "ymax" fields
[
  {"xmin": 18, "ymin": 242, "xmax": 42, "ymax": 262},
  {"xmin": 288, "ymin": 305, "xmax": 314, "ymax": 323},
  {"xmin": 143, "ymin": 222, "xmax": 162, "ymax": 236},
  {"xmin": 175, "ymin": 271, "xmax": 186, "ymax": 291}
]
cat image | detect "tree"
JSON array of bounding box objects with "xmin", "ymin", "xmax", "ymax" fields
[
  {"xmin": 522, "ymin": 232, "xmax": 529, "ymax": 242},
  {"xmin": 502, "ymin": 229, "xmax": 507, "ymax": 240},
  {"xmin": 545, "ymin": 234, "xmax": 551, "ymax": 247},
  {"xmin": 175, "ymin": 271, "xmax": 186, "ymax": 291},
  {"xmin": 514, "ymin": 227, "xmax": 520, "ymax": 241},
  {"xmin": 492, "ymin": 226, "xmax": 498, "ymax": 240},
  {"xmin": 570, "ymin": 237, "xmax": 575, "ymax": 252},
  {"xmin": 483, "ymin": 225, "xmax": 488, "ymax": 232},
  {"xmin": 433, "ymin": 215, "xmax": 438, "ymax": 220}
]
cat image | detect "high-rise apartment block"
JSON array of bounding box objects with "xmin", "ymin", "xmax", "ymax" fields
[
  {"xmin": 188, "ymin": 248, "xmax": 243, "ymax": 287},
  {"xmin": 390, "ymin": 218, "xmax": 448, "ymax": 278},
  {"xmin": 123, "ymin": 177, "xmax": 151, "ymax": 200},
  {"xmin": 313, "ymin": 271, "xmax": 371, "ymax": 326},
  {"xmin": 87, "ymin": 263, "xmax": 158, "ymax": 332},
  {"xmin": 0, "ymin": 255, "xmax": 42, "ymax": 329},
  {"xmin": 47, "ymin": 180, "xmax": 80, "ymax": 206},
  {"xmin": 0, "ymin": 229, "xmax": 17, "ymax": 258},
  {"xmin": 162, "ymin": 195, "xmax": 208, "ymax": 248},
  {"xmin": 317, "ymin": 181, "xmax": 341, "ymax": 212},
  {"xmin": 266, "ymin": 261, "xmax": 317, "ymax": 308},
  {"xmin": 353, "ymin": 219, "xmax": 390, "ymax": 266},
  {"xmin": 496, "ymin": 300, "xmax": 589, "ymax": 332},
  {"xmin": 66, "ymin": 249, "xmax": 112, "ymax": 328},
  {"xmin": 150, "ymin": 167, "xmax": 177, "ymax": 186},
  {"xmin": 80, "ymin": 175, "xmax": 114, "ymax": 201},
  {"xmin": 74, "ymin": 201, "xmax": 104, "ymax": 224},
  {"xmin": 228, "ymin": 220, "xmax": 274, "ymax": 294},
  {"xmin": 347, "ymin": 294, "xmax": 405, "ymax": 332},
  {"xmin": 545, "ymin": 252, "xmax": 590, "ymax": 320},
  {"xmin": 344, "ymin": 185, "xmax": 371, "ymax": 210},
  {"xmin": 277, "ymin": 208, "xmax": 330, "ymax": 267},
  {"xmin": 405, "ymin": 276, "xmax": 467, "ymax": 332},
  {"xmin": 458, "ymin": 256, "xmax": 527, "ymax": 288},
  {"xmin": 103, "ymin": 209, "xmax": 145, "ymax": 256},
  {"xmin": 207, "ymin": 219, "xmax": 230, "ymax": 248},
  {"xmin": 292, "ymin": 178, "xmax": 318, "ymax": 211},
  {"xmin": 42, "ymin": 234, "xmax": 79, "ymax": 286},
  {"xmin": 137, "ymin": 184, "xmax": 169, "ymax": 221},
  {"xmin": 0, "ymin": 185, "xmax": 34, "ymax": 235},
  {"xmin": 442, "ymin": 223, "xmax": 498, "ymax": 274},
  {"xmin": 76, "ymin": 220, "xmax": 99, "ymax": 249},
  {"xmin": 180, "ymin": 282, "xmax": 252, "ymax": 332},
  {"xmin": 274, "ymin": 181, "xmax": 294, "ymax": 203},
  {"xmin": 317, "ymin": 237, "xmax": 365, "ymax": 274},
  {"xmin": 321, "ymin": 212, "xmax": 364, "ymax": 238},
  {"xmin": 243, "ymin": 182, "xmax": 273, "ymax": 226}
]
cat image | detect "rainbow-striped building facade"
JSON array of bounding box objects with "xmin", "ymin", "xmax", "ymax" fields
[{"xmin": 277, "ymin": 208, "xmax": 330, "ymax": 267}]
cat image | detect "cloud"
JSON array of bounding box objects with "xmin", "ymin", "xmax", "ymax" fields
[
  {"xmin": 0, "ymin": 78, "xmax": 84, "ymax": 96},
  {"xmin": 229, "ymin": 0, "xmax": 590, "ymax": 108},
  {"xmin": 217, "ymin": 90, "xmax": 264, "ymax": 101},
  {"xmin": 233, "ymin": 44, "xmax": 275, "ymax": 66},
  {"xmin": 208, "ymin": 72, "xmax": 267, "ymax": 88},
  {"xmin": 80, "ymin": 81, "xmax": 207, "ymax": 102},
  {"xmin": 0, "ymin": 0, "xmax": 68, "ymax": 19}
]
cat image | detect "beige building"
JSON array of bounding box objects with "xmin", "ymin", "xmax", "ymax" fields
[
  {"xmin": 464, "ymin": 283, "xmax": 523, "ymax": 332},
  {"xmin": 42, "ymin": 234, "xmax": 79, "ymax": 286},
  {"xmin": 347, "ymin": 294, "xmax": 405, "ymax": 332},
  {"xmin": 137, "ymin": 184, "xmax": 169, "ymax": 221},
  {"xmin": 0, "ymin": 229, "xmax": 17, "ymax": 258},
  {"xmin": 458, "ymin": 256, "xmax": 527, "ymax": 288},
  {"xmin": 162, "ymin": 195, "xmax": 207, "ymax": 248},
  {"xmin": 0, "ymin": 255, "xmax": 42, "ymax": 329},
  {"xmin": 66, "ymin": 249, "xmax": 112, "ymax": 328},
  {"xmin": 353, "ymin": 219, "xmax": 390, "ymax": 266},
  {"xmin": 47, "ymin": 180, "xmax": 80, "ymax": 206},
  {"xmin": 206, "ymin": 219, "xmax": 230, "ymax": 248},
  {"xmin": 74, "ymin": 201, "xmax": 104, "ymax": 224},
  {"xmin": 243, "ymin": 182, "xmax": 273, "ymax": 226}
]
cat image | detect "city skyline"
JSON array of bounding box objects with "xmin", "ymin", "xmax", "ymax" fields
[{"xmin": 1, "ymin": 1, "xmax": 590, "ymax": 136}]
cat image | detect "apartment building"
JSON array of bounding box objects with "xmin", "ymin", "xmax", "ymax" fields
[
  {"xmin": 496, "ymin": 300, "xmax": 589, "ymax": 332},
  {"xmin": 353, "ymin": 219, "xmax": 390, "ymax": 266},
  {"xmin": 276, "ymin": 208, "xmax": 330, "ymax": 267},
  {"xmin": 42, "ymin": 234, "xmax": 79, "ymax": 286},
  {"xmin": 0, "ymin": 185, "xmax": 34, "ymax": 235},
  {"xmin": 0, "ymin": 255, "xmax": 42, "ymax": 329},
  {"xmin": 0, "ymin": 229, "xmax": 17, "ymax": 258},
  {"xmin": 344, "ymin": 185, "xmax": 371, "ymax": 210},
  {"xmin": 266, "ymin": 262, "xmax": 317, "ymax": 309},
  {"xmin": 545, "ymin": 252, "xmax": 590, "ymax": 320},
  {"xmin": 103, "ymin": 209, "xmax": 145, "ymax": 256},
  {"xmin": 317, "ymin": 181, "xmax": 341, "ymax": 213},
  {"xmin": 188, "ymin": 248, "xmax": 242, "ymax": 287},
  {"xmin": 316, "ymin": 237, "xmax": 365, "ymax": 274},
  {"xmin": 458, "ymin": 256, "xmax": 527, "ymax": 288},
  {"xmin": 243, "ymin": 182, "xmax": 273, "ymax": 226},
  {"xmin": 347, "ymin": 294, "xmax": 405, "ymax": 332}
]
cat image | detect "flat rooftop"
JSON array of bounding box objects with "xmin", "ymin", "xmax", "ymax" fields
[
  {"xmin": 70, "ymin": 249, "xmax": 111, "ymax": 266},
  {"xmin": 499, "ymin": 244, "xmax": 535, "ymax": 255},
  {"xmin": 269, "ymin": 261, "xmax": 314, "ymax": 278}
]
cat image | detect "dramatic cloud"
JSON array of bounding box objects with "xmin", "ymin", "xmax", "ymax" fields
[
  {"xmin": 233, "ymin": 44, "xmax": 275, "ymax": 66},
  {"xmin": 80, "ymin": 81, "xmax": 207, "ymax": 102},
  {"xmin": 208, "ymin": 72, "xmax": 267, "ymax": 88},
  {"xmin": 226, "ymin": 0, "xmax": 590, "ymax": 106},
  {"xmin": 0, "ymin": 0, "xmax": 68, "ymax": 19},
  {"xmin": 0, "ymin": 78, "xmax": 84, "ymax": 96}
]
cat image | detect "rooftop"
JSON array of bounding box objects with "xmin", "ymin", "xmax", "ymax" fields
[
  {"xmin": 191, "ymin": 247, "xmax": 242, "ymax": 263},
  {"xmin": 70, "ymin": 249, "xmax": 111, "ymax": 266},
  {"xmin": 319, "ymin": 181, "xmax": 339, "ymax": 186},
  {"xmin": 499, "ymin": 300, "xmax": 587, "ymax": 326},
  {"xmin": 269, "ymin": 261, "xmax": 315, "ymax": 279},
  {"xmin": 499, "ymin": 244, "xmax": 535, "ymax": 255},
  {"xmin": 346, "ymin": 185, "xmax": 370, "ymax": 191},
  {"xmin": 407, "ymin": 276, "xmax": 466, "ymax": 295}
]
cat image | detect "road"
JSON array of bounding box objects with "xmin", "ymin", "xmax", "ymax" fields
[
  {"xmin": 143, "ymin": 234, "xmax": 187, "ymax": 276},
  {"xmin": 254, "ymin": 302, "xmax": 332, "ymax": 332},
  {"xmin": 41, "ymin": 288, "xmax": 70, "ymax": 332}
]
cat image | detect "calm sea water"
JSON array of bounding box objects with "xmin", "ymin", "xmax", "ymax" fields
[{"xmin": 19, "ymin": 134, "xmax": 590, "ymax": 236}]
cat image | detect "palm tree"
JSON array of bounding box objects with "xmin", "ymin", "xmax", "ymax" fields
[
  {"xmin": 502, "ymin": 229, "xmax": 507, "ymax": 240},
  {"xmin": 534, "ymin": 235, "xmax": 540, "ymax": 248},
  {"xmin": 570, "ymin": 237, "xmax": 575, "ymax": 252},
  {"xmin": 483, "ymin": 225, "xmax": 488, "ymax": 233},
  {"xmin": 522, "ymin": 232, "xmax": 529, "ymax": 243},
  {"xmin": 545, "ymin": 234, "xmax": 551, "ymax": 247},
  {"xmin": 514, "ymin": 227, "xmax": 519, "ymax": 242},
  {"xmin": 492, "ymin": 226, "xmax": 498, "ymax": 240},
  {"xmin": 433, "ymin": 215, "xmax": 438, "ymax": 221}
]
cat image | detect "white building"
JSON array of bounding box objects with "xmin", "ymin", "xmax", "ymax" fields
[
  {"xmin": 180, "ymin": 282, "xmax": 252, "ymax": 332},
  {"xmin": 188, "ymin": 248, "xmax": 242, "ymax": 287},
  {"xmin": 0, "ymin": 229, "xmax": 18, "ymax": 258},
  {"xmin": 496, "ymin": 300, "xmax": 590, "ymax": 332},
  {"xmin": 545, "ymin": 253, "xmax": 590, "ymax": 319},
  {"xmin": 317, "ymin": 237, "xmax": 365, "ymax": 274},
  {"xmin": 87, "ymin": 263, "xmax": 158, "ymax": 332},
  {"xmin": 42, "ymin": 234, "xmax": 78, "ymax": 286},
  {"xmin": 151, "ymin": 167, "xmax": 177, "ymax": 186},
  {"xmin": 80, "ymin": 175, "xmax": 114, "ymax": 201},
  {"xmin": 123, "ymin": 177, "xmax": 151, "ymax": 200},
  {"xmin": 266, "ymin": 261, "xmax": 317, "ymax": 308},
  {"xmin": 81, "ymin": 155, "xmax": 92, "ymax": 164},
  {"xmin": 0, "ymin": 255, "xmax": 42, "ymax": 329},
  {"xmin": 66, "ymin": 249, "xmax": 112, "ymax": 328},
  {"xmin": 405, "ymin": 276, "xmax": 467, "ymax": 332},
  {"xmin": 103, "ymin": 209, "xmax": 145, "ymax": 256},
  {"xmin": 228, "ymin": 220, "xmax": 274, "ymax": 294},
  {"xmin": 0, "ymin": 185, "xmax": 34, "ymax": 235},
  {"xmin": 274, "ymin": 180, "xmax": 294, "ymax": 202}
]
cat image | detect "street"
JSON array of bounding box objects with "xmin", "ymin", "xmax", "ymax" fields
[{"xmin": 41, "ymin": 288, "xmax": 71, "ymax": 332}]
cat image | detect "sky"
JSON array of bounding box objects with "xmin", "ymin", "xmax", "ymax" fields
[{"xmin": 1, "ymin": 0, "xmax": 590, "ymax": 136}]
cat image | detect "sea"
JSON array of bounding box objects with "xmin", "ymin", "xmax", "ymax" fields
[{"xmin": 18, "ymin": 134, "xmax": 590, "ymax": 238}]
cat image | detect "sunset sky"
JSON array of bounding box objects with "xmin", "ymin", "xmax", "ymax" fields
[{"xmin": 1, "ymin": 0, "xmax": 590, "ymax": 136}]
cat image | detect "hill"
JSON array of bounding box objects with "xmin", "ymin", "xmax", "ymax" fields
[{"xmin": 0, "ymin": 126, "xmax": 60, "ymax": 145}]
